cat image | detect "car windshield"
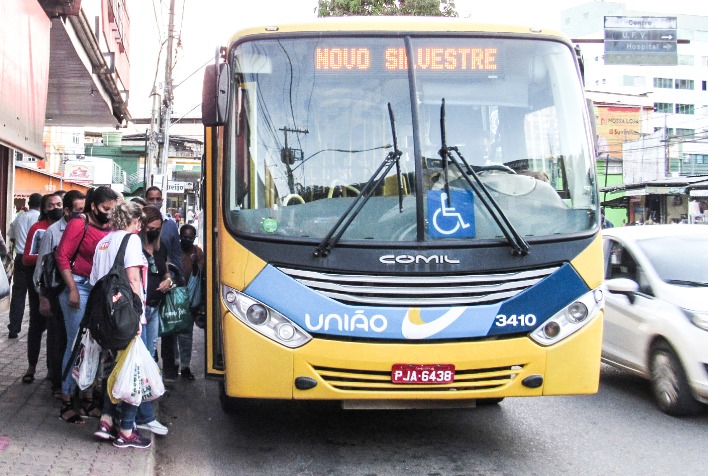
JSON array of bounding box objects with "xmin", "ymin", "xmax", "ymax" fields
[
  {"xmin": 637, "ymin": 235, "xmax": 708, "ymax": 285},
  {"xmin": 225, "ymin": 35, "xmax": 597, "ymax": 243}
]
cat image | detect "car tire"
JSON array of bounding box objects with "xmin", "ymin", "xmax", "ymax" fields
[{"xmin": 649, "ymin": 342, "xmax": 702, "ymax": 416}]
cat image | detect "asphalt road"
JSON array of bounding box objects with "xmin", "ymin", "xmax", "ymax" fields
[{"xmin": 155, "ymin": 331, "xmax": 708, "ymax": 476}]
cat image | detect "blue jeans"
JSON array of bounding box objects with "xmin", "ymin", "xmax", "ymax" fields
[
  {"xmin": 141, "ymin": 306, "xmax": 160, "ymax": 357},
  {"xmin": 102, "ymin": 390, "xmax": 140, "ymax": 432},
  {"xmin": 136, "ymin": 307, "xmax": 160, "ymax": 425},
  {"xmin": 59, "ymin": 275, "xmax": 92, "ymax": 396}
]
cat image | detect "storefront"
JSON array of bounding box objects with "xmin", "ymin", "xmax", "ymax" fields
[{"xmin": 13, "ymin": 164, "xmax": 89, "ymax": 212}]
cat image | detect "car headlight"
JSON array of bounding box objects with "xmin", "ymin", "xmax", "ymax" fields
[
  {"xmin": 529, "ymin": 287, "xmax": 604, "ymax": 346},
  {"xmin": 682, "ymin": 308, "xmax": 708, "ymax": 332},
  {"xmin": 222, "ymin": 285, "xmax": 312, "ymax": 348}
]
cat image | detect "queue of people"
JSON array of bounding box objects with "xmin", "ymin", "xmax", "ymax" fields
[{"xmin": 5, "ymin": 185, "xmax": 204, "ymax": 450}]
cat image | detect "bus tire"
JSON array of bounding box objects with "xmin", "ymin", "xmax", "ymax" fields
[
  {"xmin": 477, "ymin": 397, "xmax": 504, "ymax": 405},
  {"xmin": 649, "ymin": 342, "xmax": 701, "ymax": 416},
  {"xmin": 219, "ymin": 380, "xmax": 243, "ymax": 412}
]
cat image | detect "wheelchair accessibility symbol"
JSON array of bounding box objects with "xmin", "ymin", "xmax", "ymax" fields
[{"xmin": 428, "ymin": 190, "xmax": 476, "ymax": 238}]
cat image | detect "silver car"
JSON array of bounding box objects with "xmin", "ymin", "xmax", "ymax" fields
[{"xmin": 602, "ymin": 225, "xmax": 708, "ymax": 416}]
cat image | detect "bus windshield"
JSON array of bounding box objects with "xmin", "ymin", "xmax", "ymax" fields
[{"xmin": 225, "ymin": 35, "xmax": 598, "ymax": 243}]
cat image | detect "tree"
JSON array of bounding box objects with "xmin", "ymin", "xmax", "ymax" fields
[{"xmin": 317, "ymin": 0, "xmax": 458, "ymax": 17}]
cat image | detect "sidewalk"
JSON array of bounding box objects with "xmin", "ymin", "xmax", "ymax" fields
[{"xmin": 0, "ymin": 296, "xmax": 156, "ymax": 475}]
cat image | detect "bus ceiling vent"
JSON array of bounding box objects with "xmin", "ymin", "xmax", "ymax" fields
[
  {"xmin": 295, "ymin": 377, "xmax": 318, "ymax": 390},
  {"xmin": 265, "ymin": 26, "xmax": 279, "ymax": 32},
  {"xmin": 522, "ymin": 375, "xmax": 543, "ymax": 389}
]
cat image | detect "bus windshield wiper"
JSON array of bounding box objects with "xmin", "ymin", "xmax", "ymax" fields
[
  {"xmin": 314, "ymin": 103, "xmax": 403, "ymax": 257},
  {"xmin": 437, "ymin": 99, "xmax": 530, "ymax": 256}
]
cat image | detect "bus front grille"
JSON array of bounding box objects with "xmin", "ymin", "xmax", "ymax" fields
[
  {"xmin": 277, "ymin": 265, "xmax": 560, "ymax": 307},
  {"xmin": 312, "ymin": 364, "xmax": 524, "ymax": 392}
]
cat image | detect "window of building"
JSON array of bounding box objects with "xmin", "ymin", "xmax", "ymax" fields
[
  {"xmin": 623, "ymin": 76, "xmax": 645, "ymax": 87},
  {"xmin": 678, "ymin": 55, "xmax": 695, "ymax": 66},
  {"xmin": 675, "ymin": 79, "xmax": 694, "ymax": 90},
  {"xmin": 701, "ymin": 56, "xmax": 708, "ymax": 67},
  {"xmin": 654, "ymin": 102, "xmax": 673, "ymax": 113},
  {"xmin": 653, "ymin": 78, "xmax": 673, "ymax": 89},
  {"xmin": 676, "ymin": 104, "xmax": 695, "ymax": 115},
  {"xmin": 72, "ymin": 133, "xmax": 81, "ymax": 145},
  {"xmin": 703, "ymin": 80, "xmax": 707, "ymax": 91},
  {"xmin": 675, "ymin": 128, "xmax": 694, "ymax": 137}
]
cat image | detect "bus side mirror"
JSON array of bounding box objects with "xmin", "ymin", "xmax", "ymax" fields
[{"xmin": 202, "ymin": 63, "xmax": 231, "ymax": 127}]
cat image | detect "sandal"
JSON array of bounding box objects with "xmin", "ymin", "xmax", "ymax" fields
[
  {"xmin": 22, "ymin": 373, "xmax": 35, "ymax": 384},
  {"xmin": 60, "ymin": 401, "xmax": 84, "ymax": 424},
  {"xmin": 80, "ymin": 398, "xmax": 102, "ymax": 419}
]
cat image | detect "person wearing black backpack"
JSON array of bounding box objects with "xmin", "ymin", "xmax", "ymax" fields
[
  {"xmin": 32, "ymin": 190, "xmax": 86, "ymax": 397},
  {"xmin": 89, "ymin": 200, "xmax": 154, "ymax": 449},
  {"xmin": 20, "ymin": 193, "xmax": 63, "ymax": 385}
]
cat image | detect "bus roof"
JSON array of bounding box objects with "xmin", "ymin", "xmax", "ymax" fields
[{"xmin": 228, "ymin": 16, "xmax": 568, "ymax": 45}]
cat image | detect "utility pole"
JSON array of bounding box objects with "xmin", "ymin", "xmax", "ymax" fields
[
  {"xmin": 146, "ymin": 84, "xmax": 161, "ymax": 188},
  {"xmin": 157, "ymin": 0, "xmax": 176, "ymax": 200}
]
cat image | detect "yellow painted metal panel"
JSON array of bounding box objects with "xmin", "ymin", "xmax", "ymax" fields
[
  {"xmin": 570, "ymin": 234, "xmax": 604, "ymax": 289},
  {"xmin": 222, "ymin": 312, "xmax": 293, "ymax": 399},
  {"xmin": 543, "ymin": 313, "xmax": 603, "ymax": 395},
  {"xmin": 229, "ymin": 18, "xmax": 568, "ymax": 45}
]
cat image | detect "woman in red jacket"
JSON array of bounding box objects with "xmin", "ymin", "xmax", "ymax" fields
[
  {"xmin": 55, "ymin": 186, "xmax": 118, "ymax": 424},
  {"xmin": 21, "ymin": 193, "xmax": 63, "ymax": 384}
]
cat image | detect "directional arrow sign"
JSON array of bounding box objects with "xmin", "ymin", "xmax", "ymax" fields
[{"xmin": 604, "ymin": 16, "xmax": 677, "ymax": 65}]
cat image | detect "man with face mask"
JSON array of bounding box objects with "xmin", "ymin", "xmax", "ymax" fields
[
  {"xmin": 32, "ymin": 190, "xmax": 86, "ymax": 395},
  {"xmin": 144, "ymin": 186, "xmax": 184, "ymax": 382},
  {"xmin": 20, "ymin": 193, "xmax": 64, "ymax": 385}
]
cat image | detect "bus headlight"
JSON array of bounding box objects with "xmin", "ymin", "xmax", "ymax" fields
[
  {"xmin": 529, "ymin": 287, "xmax": 604, "ymax": 346},
  {"xmin": 222, "ymin": 285, "xmax": 312, "ymax": 348}
]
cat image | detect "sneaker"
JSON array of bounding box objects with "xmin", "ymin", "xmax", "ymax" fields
[
  {"xmin": 181, "ymin": 368, "xmax": 195, "ymax": 380},
  {"xmin": 8, "ymin": 332, "xmax": 18, "ymax": 339},
  {"xmin": 136, "ymin": 419, "xmax": 168, "ymax": 436},
  {"xmin": 94, "ymin": 420, "xmax": 117, "ymax": 441},
  {"xmin": 113, "ymin": 431, "xmax": 152, "ymax": 449}
]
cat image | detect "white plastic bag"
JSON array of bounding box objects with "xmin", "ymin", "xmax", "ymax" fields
[
  {"xmin": 109, "ymin": 338, "xmax": 143, "ymax": 406},
  {"xmin": 108, "ymin": 337, "xmax": 164, "ymax": 406},
  {"xmin": 135, "ymin": 337, "xmax": 165, "ymax": 402},
  {"xmin": 71, "ymin": 332, "xmax": 101, "ymax": 390}
]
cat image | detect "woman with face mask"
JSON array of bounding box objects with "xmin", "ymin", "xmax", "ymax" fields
[
  {"xmin": 111, "ymin": 204, "xmax": 172, "ymax": 438},
  {"xmin": 54, "ymin": 186, "xmax": 118, "ymax": 424},
  {"xmin": 20, "ymin": 193, "xmax": 64, "ymax": 385}
]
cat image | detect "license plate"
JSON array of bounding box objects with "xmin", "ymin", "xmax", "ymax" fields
[{"xmin": 391, "ymin": 364, "xmax": 455, "ymax": 384}]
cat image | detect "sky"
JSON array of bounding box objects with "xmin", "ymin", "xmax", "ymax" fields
[{"xmin": 126, "ymin": 0, "xmax": 707, "ymax": 127}]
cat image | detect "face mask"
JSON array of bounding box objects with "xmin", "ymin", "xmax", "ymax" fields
[
  {"xmin": 47, "ymin": 208, "xmax": 63, "ymax": 221},
  {"xmin": 149, "ymin": 200, "xmax": 163, "ymax": 209},
  {"xmin": 70, "ymin": 211, "xmax": 83, "ymax": 220},
  {"xmin": 146, "ymin": 230, "xmax": 161, "ymax": 242},
  {"xmin": 180, "ymin": 238, "xmax": 194, "ymax": 251},
  {"xmin": 94, "ymin": 209, "xmax": 110, "ymax": 224}
]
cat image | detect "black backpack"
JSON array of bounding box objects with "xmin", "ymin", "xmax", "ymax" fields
[{"xmin": 82, "ymin": 233, "xmax": 142, "ymax": 350}]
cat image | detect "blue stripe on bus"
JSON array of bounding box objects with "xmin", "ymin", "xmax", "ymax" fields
[{"xmin": 243, "ymin": 263, "xmax": 588, "ymax": 340}]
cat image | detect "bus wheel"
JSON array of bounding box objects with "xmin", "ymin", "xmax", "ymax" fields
[
  {"xmin": 219, "ymin": 381, "xmax": 242, "ymax": 412},
  {"xmin": 477, "ymin": 398, "xmax": 504, "ymax": 405},
  {"xmin": 649, "ymin": 342, "xmax": 701, "ymax": 416}
]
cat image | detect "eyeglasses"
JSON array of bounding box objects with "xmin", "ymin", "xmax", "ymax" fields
[{"xmin": 147, "ymin": 256, "xmax": 158, "ymax": 274}]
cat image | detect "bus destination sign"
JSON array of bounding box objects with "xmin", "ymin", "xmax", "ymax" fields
[{"xmin": 315, "ymin": 47, "xmax": 501, "ymax": 73}]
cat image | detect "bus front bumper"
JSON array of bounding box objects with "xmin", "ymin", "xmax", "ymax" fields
[{"xmin": 221, "ymin": 310, "xmax": 602, "ymax": 401}]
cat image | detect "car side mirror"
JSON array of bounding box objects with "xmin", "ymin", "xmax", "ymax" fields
[{"xmin": 606, "ymin": 278, "xmax": 639, "ymax": 304}]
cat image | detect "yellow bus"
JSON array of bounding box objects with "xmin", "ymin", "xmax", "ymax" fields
[{"xmin": 201, "ymin": 17, "xmax": 605, "ymax": 410}]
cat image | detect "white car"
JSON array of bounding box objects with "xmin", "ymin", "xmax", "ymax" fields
[{"xmin": 602, "ymin": 225, "xmax": 708, "ymax": 416}]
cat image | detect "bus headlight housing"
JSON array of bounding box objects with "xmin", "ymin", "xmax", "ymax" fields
[
  {"xmin": 529, "ymin": 287, "xmax": 604, "ymax": 346},
  {"xmin": 222, "ymin": 285, "xmax": 312, "ymax": 348}
]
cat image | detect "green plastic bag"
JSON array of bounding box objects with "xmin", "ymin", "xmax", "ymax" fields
[{"xmin": 159, "ymin": 286, "xmax": 192, "ymax": 336}]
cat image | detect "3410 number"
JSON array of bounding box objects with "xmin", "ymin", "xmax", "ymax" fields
[{"xmin": 495, "ymin": 314, "xmax": 537, "ymax": 327}]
